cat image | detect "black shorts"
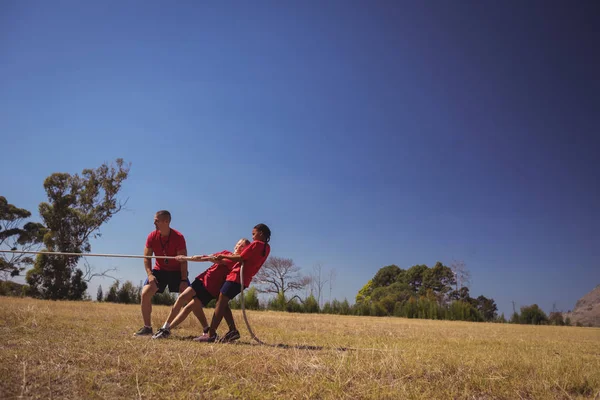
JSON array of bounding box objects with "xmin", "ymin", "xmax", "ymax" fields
[
  {"xmin": 220, "ymin": 281, "xmax": 243, "ymax": 299},
  {"xmin": 144, "ymin": 269, "xmax": 190, "ymax": 293},
  {"xmin": 190, "ymin": 279, "xmax": 216, "ymax": 307}
]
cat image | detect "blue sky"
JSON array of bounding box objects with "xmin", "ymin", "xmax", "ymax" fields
[{"xmin": 1, "ymin": 1, "xmax": 598, "ymax": 317}]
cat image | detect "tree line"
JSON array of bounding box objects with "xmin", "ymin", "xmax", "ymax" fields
[{"xmin": 0, "ymin": 159, "xmax": 589, "ymax": 326}]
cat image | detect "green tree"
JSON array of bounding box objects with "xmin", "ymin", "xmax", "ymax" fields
[
  {"xmin": 96, "ymin": 285, "xmax": 103, "ymax": 302},
  {"xmin": 117, "ymin": 281, "xmax": 139, "ymax": 304},
  {"xmin": 370, "ymin": 302, "xmax": 387, "ymax": 316},
  {"xmin": 340, "ymin": 299, "xmax": 351, "ymax": 315},
  {"xmin": 406, "ymin": 264, "xmax": 428, "ymax": 294},
  {"xmin": 285, "ymin": 296, "xmax": 303, "ymax": 313},
  {"xmin": 105, "ymin": 281, "xmax": 119, "ymax": 302},
  {"xmin": 242, "ymin": 287, "xmax": 260, "ymax": 310},
  {"xmin": 356, "ymin": 279, "xmax": 374, "ymax": 304},
  {"xmin": 0, "ymin": 280, "xmax": 29, "ymax": 297},
  {"xmin": 372, "ymin": 265, "xmax": 403, "ymax": 288},
  {"xmin": 303, "ymin": 293, "xmax": 320, "ymax": 313},
  {"xmin": 26, "ymin": 159, "xmax": 130, "ymax": 300},
  {"xmin": 520, "ymin": 304, "xmax": 548, "ymax": 325},
  {"xmin": 449, "ymin": 286, "xmax": 472, "ymax": 303},
  {"xmin": 422, "ymin": 262, "xmax": 456, "ymax": 295},
  {"xmin": 152, "ymin": 289, "xmax": 176, "ymax": 305},
  {"xmin": 267, "ymin": 291, "xmax": 287, "ymax": 311},
  {"xmin": 548, "ymin": 312, "xmax": 565, "ymax": 326},
  {"xmin": 0, "ymin": 197, "xmax": 46, "ymax": 278},
  {"xmin": 475, "ymin": 295, "xmax": 498, "ymax": 321},
  {"xmin": 510, "ymin": 311, "xmax": 520, "ymax": 324},
  {"xmin": 378, "ymin": 295, "xmax": 396, "ymax": 315}
]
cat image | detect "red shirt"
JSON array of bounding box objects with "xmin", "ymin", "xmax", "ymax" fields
[
  {"xmin": 145, "ymin": 228, "xmax": 187, "ymax": 272},
  {"xmin": 226, "ymin": 241, "xmax": 270, "ymax": 287},
  {"xmin": 195, "ymin": 250, "xmax": 236, "ymax": 297}
]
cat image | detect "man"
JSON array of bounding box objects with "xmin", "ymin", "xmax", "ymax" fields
[{"xmin": 134, "ymin": 210, "xmax": 188, "ymax": 336}]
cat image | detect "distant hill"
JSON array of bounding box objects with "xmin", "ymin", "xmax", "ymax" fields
[{"xmin": 564, "ymin": 284, "xmax": 600, "ymax": 327}]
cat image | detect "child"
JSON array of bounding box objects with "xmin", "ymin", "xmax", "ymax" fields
[
  {"xmin": 195, "ymin": 223, "xmax": 271, "ymax": 343},
  {"xmin": 151, "ymin": 238, "xmax": 251, "ymax": 340}
]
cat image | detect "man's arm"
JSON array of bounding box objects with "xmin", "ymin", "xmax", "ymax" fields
[
  {"xmin": 144, "ymin": 247, "xmax": 154, "ymax": 276},
  {"xmin": 144, "ymin": 247, "xmax": 157, "ymax": 287},
  {"xmin": 177, "ymin": 248, "xmax": 188, "ymax": 280}
]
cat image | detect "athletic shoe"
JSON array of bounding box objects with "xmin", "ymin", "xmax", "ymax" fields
[
  {"xmin": 193, "ymin": 333, "xmax": 219, "ymax": 343},
  {"xmin": 133, "ymin": 326, "xmax": 153, "ymax": 336},
  {"xmin": 152, "ymin": 327, "xmax": 171, "ymax": 339},
  {"xmin": 219, "ymin": 329, "xmax": 240, "ymax": 343}
]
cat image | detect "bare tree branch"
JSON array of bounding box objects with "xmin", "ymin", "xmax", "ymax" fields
[
  {"xmin": 82, "ymin": 259, "xmax": 118, "ymax": 283},
  {"xmin": 310, "ymin": 263, "xmax": 328, "ymax": 306},
  {"xmin": 328, "ymin": 268, "xmax": 337, "ymax": 303},
  {"xmin": 254, "ymin": 256, "xmax": 310, "ymax": 297},
  {"xmin": 450, "ymin": 259, "xmax": 471, "ymax": 291}
]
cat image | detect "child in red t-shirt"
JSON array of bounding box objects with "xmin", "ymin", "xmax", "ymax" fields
[
  {"xmin": 196, "ymin": 223, "xmax": 271, "ymax": 343},
  {"xmin": 151, "ymin": 238, "xmax": 250, "ymax": 340}
]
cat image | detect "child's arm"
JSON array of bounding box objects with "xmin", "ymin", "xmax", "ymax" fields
[
  {"xmin": 214, "ymin": 253, "xmax": 243, "ymax": 262},
  {"xmin": 176, "ymin": 255, "xmax": 216, "ymax": 262}
]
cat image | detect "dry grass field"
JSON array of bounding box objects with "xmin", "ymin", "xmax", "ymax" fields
[{"xmin": 1, "ymin": 297, "xmax": 599, "ymax": 399}]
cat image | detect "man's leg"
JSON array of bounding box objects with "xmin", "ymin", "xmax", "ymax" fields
[
  {"xmin": 142, "ymin": 283, "xmax": 158, "ymax": 326},
  {"xmin": 135, "ymin": 282, "xmax": 158, "ymax": 336}
]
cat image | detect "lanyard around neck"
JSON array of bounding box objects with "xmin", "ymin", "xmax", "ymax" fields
[{"xmin": 159, "ymin": 229, "xmax": 171, "ymax": 255}]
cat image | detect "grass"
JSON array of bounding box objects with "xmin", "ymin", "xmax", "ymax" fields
[{"xmin": 0, "ymin": 297, "xmax": 599, "ymax": 399}]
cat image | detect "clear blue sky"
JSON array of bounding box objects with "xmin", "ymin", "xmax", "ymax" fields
[{"xmin": 1, "ymin": 1, "xmax": 598, "ymax": 316}]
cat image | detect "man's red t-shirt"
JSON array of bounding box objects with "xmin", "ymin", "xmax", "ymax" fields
[
  {"xmin": 145, "ymin": 228, "xmax": 186, "ymax": 272},
  {"xmin": 195, "ymin": 250, "xmax": 237, "ymax": 297},
  {"xmin": 226, "ymin": 241, "xmax": 270, "ymax": 287}
]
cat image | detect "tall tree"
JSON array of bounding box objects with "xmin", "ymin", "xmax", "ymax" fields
[
  {"xmin": 355, "ymin": 279, "xmax": 374, "ymax": 304},
  {"xmin": 309, "ymin": 263, "xmax": 328, "ymax": 307},
  {"xmin": 475, "ymin": 295, "xmax": 498, "ymax": 321},
  {"xmin": 328, "ymin": 268, "xmax": 337, "ymax": 303},
  {"xmin": 0, "ymin": 197, "xmax": 46, "ymax": 278},
  {"xmin": 26, "ymin": 159, "xmax": 130, "ymax": 300},
  {"xmin": 406, "ymin": 264, "xmax": 428, "ymax": 294},
  {"xmin": 255, "ymin": 256, "xmax": 310, "ymax": 300},
  {"xmin": 423, "ymin": 262, "xmax": 456, "ymax": 295},
  {"xmin": 372, "ymin": 265, "xmax": 403, "ymax": 288},
  {"xmin": 519, "ymin": 304, "xmax": 548, "ymax": 325}
]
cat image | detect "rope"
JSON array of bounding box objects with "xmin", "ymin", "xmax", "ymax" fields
[
  {"xmin": 0, "ymin": 249, "xmax": 185, "ymax": 260},
  {"xmin": 3, "ymin": 250, "xmax": 393, "ymax": 352},
  {"xmin": 239, "ymin": 262, "xmax": 267, "ymax": 345}
]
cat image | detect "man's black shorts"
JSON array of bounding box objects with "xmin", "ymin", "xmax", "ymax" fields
[{"xmin": 144, "ymin": 269, "xmax": 190, "ymax": 293}]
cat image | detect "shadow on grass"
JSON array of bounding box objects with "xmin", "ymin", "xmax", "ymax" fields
[{"xmin": 173, "ymin": 335, "xmax": 350, "ymax": 351}]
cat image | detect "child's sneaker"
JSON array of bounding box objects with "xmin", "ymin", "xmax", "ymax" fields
[
  {"xmin": 151, "ymin": 327, "xmax": 171, "ymax": 339},
  {"xmin": 219, "ymin": 329, "xmax": 240, "ymax": 343},
  {"xmin": 193, "ymin": 333, "xmax": 219, "ymax": 343}
]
